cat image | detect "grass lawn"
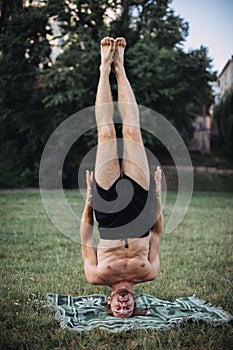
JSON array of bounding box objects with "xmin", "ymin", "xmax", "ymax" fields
[{"xmin": 0, "ymin": 190, "xmax": 232, "ymax": 349}]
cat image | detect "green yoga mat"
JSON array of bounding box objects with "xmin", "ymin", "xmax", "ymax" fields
[{"xmin": 47, "ymin": 293, "xmax": 232, "ymax": 333}]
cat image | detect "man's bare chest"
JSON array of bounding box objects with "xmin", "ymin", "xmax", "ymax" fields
[{"xmin": 96, "ymin": 256, "xmax": 151, "ymax": 284}]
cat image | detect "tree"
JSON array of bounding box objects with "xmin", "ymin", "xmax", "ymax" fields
[
  {"xmin": 40, "ymin": 0, "xmax": 120, "ymax": 114},
  {"xmin": 110, "ymin": 0, "xmax": 189, "ymax": 48},
  {"xmin": 0, "ymin": 0, "xmax": 24, "ymax": 33},
  {"xmin": 0, "ymin": 0, "xmax": 216, "ymax": 187},
  {"xmin": 127, "ymin": 44, "xmax": 215, "ymax": 140},
  {"xmin": 0, "ymin": 4, "xmax": 52, "ymax": 186},
  {"xmin": 45, "ymin": 0, "xmax": 214, "ymax": 141}
]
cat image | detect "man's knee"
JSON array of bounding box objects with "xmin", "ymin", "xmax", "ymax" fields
[
  {"xmin": 122, "ymin": 124, "xmax": 141, "ymax": 141},
  {"xmin": 98, "ymin": 124, "xmax": 115, "ymax": 142}
]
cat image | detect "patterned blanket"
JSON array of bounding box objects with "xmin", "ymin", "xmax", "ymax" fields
[{"xmin": 47, "ymin": 293, "xmax": 232, "ymax": 333}]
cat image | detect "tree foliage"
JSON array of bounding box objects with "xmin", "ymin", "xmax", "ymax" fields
[
  {"xmin": 214, "ymin": 89, "xmax": 233, "ymax": 154},
  {"xmin": 0, "ymin": 0, "xmax": 215, "ymax": 187},
  {"xmin": 0, "ymin": 3, "xmax": 52, "ymax": 186}
]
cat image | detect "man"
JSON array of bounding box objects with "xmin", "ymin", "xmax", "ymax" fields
[{"xmin": 80, "ymin": 37, "xmax": 163, "ymax": 318}]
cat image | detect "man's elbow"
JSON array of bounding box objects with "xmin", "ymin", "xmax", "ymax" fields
[
  {"xmin": 84, "ymin": 269, "xmax": 99, "ymax": 285},
  {"xmin": 86, "ymin": 276, "xmax": 99, "ymax": 285},
  {"xmin": 154, "ymin": 216, "xmax": 163, "ymax": 235},
  {"xmin": 148, "ymin": 260, "xmax": 160, "ymax": 281},
  {"xmin": 147, "ymin": 270, "xmax": 159, "ymax": 282}
]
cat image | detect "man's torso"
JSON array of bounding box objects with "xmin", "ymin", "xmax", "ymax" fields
[{"xmin": 95, "ymin": 233, "xmax": 159, "ymax": 285}]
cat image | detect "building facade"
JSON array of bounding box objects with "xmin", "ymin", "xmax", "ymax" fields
[{"xmin": 217, "ymin": 55, "xmax": 233, "ymax": 102}]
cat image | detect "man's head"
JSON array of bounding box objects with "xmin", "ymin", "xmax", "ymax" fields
[{"xmin": 107, "ymin": 288, "xmax": 136, "ymax": 318}]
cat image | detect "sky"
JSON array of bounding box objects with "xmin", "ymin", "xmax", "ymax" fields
[{"xmin": 171, "ymin": 0, "xmax": 233, "ymax": 74}]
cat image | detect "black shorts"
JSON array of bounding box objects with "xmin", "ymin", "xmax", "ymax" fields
[{"xmin": 93, "ymin": 173, "xmax": 156, "ymax": 241}]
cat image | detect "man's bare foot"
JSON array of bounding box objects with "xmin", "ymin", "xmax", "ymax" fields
[
  {"xmin": 100, "ymin": 37, "xmax": 115, "ymax": 73},
  {"xmin": 112, "ymin": 37, "xmax": 127, "ymax": 76}
]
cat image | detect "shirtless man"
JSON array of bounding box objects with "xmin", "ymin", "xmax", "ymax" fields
[{"xmin": 80, "ymin": 37, "xmax": 163, "ymax": 318}]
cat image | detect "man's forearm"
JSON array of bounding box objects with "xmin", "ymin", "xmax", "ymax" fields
[
  {"xmin": 154, "ymin": 189, "xmax": 163, "ymax": 235},
  {"xmin": 80, "ymin": 202, "xmax": 94, "ymax": 243},
  {"xmin": 80, "ymin": 200, "xmax": 98, "ymax": 283},
  {"xmin": 83, "ymin": 201, "xmax": 93, "ymax": 224}
]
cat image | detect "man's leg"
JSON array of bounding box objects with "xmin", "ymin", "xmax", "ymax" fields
[
  {"xmin": 95, "ymin": 37, "xmax": 120, "ymax": 190},
  {"xmin": 113, "ymin": 37, "xmax": 150, "ymax": 190}
]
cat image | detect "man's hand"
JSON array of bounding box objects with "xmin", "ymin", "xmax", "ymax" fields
[
  {"xmin": 86, "ymin": 170, "xmax": 93, "ymax": 205},
  {"xmin": 154, "ymin": 166, "xmax": 162, "ymax": 196}
]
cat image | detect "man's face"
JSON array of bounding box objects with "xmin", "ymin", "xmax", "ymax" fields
[{"xmin": 107, "ymin": 289, "xmax": 136, "ymax": 318}]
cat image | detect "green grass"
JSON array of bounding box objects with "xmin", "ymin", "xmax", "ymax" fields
[
  {"xmin": 0, "ymin": 191, "xmax": 233, "ymax": 350},
  {"xmin": 164, "ymin": 171, "xmax": 233, "ymax": 192}
]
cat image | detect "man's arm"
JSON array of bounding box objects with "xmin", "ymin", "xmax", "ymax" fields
[
  {"xmin": 152, "ymin": 166, "xmax": 163, "ymax": 235},
  {"xmin": 80, "ymin": 170, "xmax": 98, "ymax": 284},
  {"xmin": 147, "ymin": 166, "xmax": 163, "ymax": 280}
]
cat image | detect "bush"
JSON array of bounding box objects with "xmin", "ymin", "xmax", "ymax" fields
[
  {"xmin": 0, "ymin": 163, "xmax": 38, "ymax": 188},
  {"xmin": 0, "ymin": 163, "xmax": 20, "ymax": 188}
]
